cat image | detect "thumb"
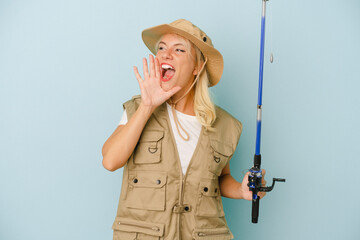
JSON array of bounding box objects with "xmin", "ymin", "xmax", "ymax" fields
[
  {"xmin": 243, "ymin": 171, "xmax": 250, "ymax": 183},
  {"xmin": 164, "ymin": 86, "xmax": 182, "ymax": 99}
]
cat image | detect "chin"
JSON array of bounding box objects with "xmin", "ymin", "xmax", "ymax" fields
[
  {"xmin": 162, "ymin": 76, "xmax": 177, "ymax": 86},
  {"xmin": 160, "ymin": 82, "xmax": 173, "ymax": 92}
]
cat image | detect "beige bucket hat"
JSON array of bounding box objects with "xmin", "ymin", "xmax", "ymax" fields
[{"xmin": 141, "ymin": 19, "xmax": 224, "ymax": 87}]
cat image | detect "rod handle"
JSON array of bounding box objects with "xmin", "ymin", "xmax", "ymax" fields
[{"xmin": 252, "ymin": 197, "xmax": 260, "ymax": 223}]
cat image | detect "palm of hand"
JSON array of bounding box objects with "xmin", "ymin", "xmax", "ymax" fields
[{"xmin": 140, "ymin": 78, "xmax": 175, "ymax": 107}]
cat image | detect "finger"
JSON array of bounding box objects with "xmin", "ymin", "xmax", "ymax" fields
[
  {"xmin": 155, "ymin": 57, "xmax": 161, "ymax": 79},
  {"xmin": 244, "ymin": 171, "xmax": 250, "ymax": 181},
  {"xmin": 133, "ymin": 66, "xmax": 146, "ymax": 94},
  {"xmin": 149, "ymin": 54, "xmax": 155, "ymax": 78},
  {"xmin": 143, "ymin": 57, "xmax": 149, "ymax": 79},
  {"xmin": 133, "ymin": 66, "xmax": 143, "ymax": 82},
  {"xmin": 259, "ymin": 192, "xmax": 266, "ymax": 199},
  {"xmin": 262, "ymin": 180, "xmax": 267, "ymax": 187},
  {"xmin": 261, "ymin": 169, "xmax": 266, "ymax": 186},
  {"xmin": 261, "ymin": 175, "xmax": 266, "ymax": 185}
]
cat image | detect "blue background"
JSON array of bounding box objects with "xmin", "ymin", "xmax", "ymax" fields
[{"xmin": 1, "ymin": 0, "xmax": 359, "ymax": 239}]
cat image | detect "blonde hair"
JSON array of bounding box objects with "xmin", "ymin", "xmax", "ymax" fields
[
  {"xmin": 192, "ymin": 46, "xmax": 216, "ymax": 132},
  {"xmin": 155, "ymin": 34, "xmax": 216, "ymax": 131}
]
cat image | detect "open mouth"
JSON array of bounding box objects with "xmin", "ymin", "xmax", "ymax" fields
[{"xmin": 161, "ymin": 63, "xmax": 176, "ymax": 82}]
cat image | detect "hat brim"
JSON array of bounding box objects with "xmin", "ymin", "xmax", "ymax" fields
[{"xmin": 142, "ymin": 24, "xmax": 223, "ymax": 87}]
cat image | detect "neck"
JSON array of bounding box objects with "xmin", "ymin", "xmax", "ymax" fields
[
  {"xmin": 168, "ymin": 88, "xmax": 195, "ymax": 116},
  {"xmin": 166, "ymin": 58, "xmax": 207, "ymax": 116}
]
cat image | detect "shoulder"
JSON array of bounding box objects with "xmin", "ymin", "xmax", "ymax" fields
[
  {"xmin": 207, "ymin": 105, "xmax": 243, "ymax": 154},
  {"xmin": 123, "ymin": 95, "xmax": 141, "ymax": 106},
  {"xmin": 214, "ymin": 105, "xmax": 243, "ymax": 132},
  {"xmin": 212, "ymin": 105, "xmax": 243, "ymax": 145},
  {"xmin": 123, "ymin": 95, "xmax": 142, "ymax": 118},
  {"xmin": 123, "ymin": 94, "xmax": 141, "ymax": 108}
]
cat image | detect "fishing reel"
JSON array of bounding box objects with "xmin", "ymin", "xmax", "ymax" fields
[{"xmin": 248, "ymin": 154, "xmax": 285, "ymax": 223}]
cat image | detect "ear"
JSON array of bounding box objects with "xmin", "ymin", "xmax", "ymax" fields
[{"xmin": 192, "ymin": 66, "xmax": 199, "ymax": 76}]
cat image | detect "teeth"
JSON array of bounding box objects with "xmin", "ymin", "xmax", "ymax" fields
[{"xmin": 161, "ymin": 64, "xmax": 174, "ymax": 70}]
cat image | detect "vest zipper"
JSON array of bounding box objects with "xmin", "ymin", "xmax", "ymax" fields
[
  {"xmin": 197, "ymin": 230, "xmax": 230, "ymax": 237},
  {"xmin": 178, "ymin": 175, "xmax": 184, "ymax": 240},
  {"xmin": 116, "ymin": 221, "xmax": 160, "ymax": 232},
  {"xmin": 182, "ymin": 126, "xmax": 205, "ymax": 197},
  {"xmin": 165, "ymin": 106, "xmax": 205, "ymax": 240},
  {"xmin": 179, "ymin": 127, "xmax": 204, "ymax": 240}
]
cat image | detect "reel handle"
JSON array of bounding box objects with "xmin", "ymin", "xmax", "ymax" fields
[{"xmin": 259, "ymin": 178, "xmax": 286, "ymax": 192}]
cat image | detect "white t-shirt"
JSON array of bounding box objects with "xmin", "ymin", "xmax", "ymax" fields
[{"xmin": 118, "ymin": 103, "xmax": 202, "ymax": 175}]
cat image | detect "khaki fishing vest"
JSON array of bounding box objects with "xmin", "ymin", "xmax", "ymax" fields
[{"xmin": 112, "ymin": 95, "xmax": 242, "ymax": 240}]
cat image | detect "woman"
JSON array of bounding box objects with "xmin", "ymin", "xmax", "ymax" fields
[{"xmin": 102, "ymin": 19, "xmax": 266, "ymax": 240}]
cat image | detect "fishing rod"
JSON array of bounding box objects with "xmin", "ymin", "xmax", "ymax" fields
[{"xmin": 247, "ymin": 0, "xmax": 285, "ymax": 224}]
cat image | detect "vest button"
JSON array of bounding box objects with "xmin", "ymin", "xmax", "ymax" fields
[
  {"xmin": 184, "ymin": 206, "xmax": 189, "ymax": 211},
  {"xmin": 133, "ymin": 178, "xmax": 138, "ymax": 183},
  {"xmin": 156, "ymin": 179, "xmax": 161, "ymax": 184},
  {"xmin": 203, "ymin": 187, "xmax": 208, "ymax": 192}
]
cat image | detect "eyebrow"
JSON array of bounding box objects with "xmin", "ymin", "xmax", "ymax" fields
[{"xmin": 159, "ymin": 41, "xmax": 185, "ymax": 47}]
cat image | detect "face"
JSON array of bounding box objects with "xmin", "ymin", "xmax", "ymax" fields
[{"xmin": 156, "ymin": 34, "xmax": 198, "ymax": 92}]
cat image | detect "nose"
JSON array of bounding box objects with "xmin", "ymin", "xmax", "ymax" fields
[{"xmin": 159, "ymin": 48, "xmax": 173, "ymax": 60}]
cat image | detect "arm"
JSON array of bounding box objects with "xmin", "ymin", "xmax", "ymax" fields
[
  {"xmin": 219, "ymin": 161, "xmax": 267, "ymax": 200},
  {"xmin": 102, "ymin": 103, "xmax": 154, "ymax": 171},
  {"xmin": 101, "ymin": 55, "xmax": 181, "ymax": 172}
]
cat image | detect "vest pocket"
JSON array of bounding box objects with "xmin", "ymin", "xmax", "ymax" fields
[
  {"xmin": 192, "ymin": 227, "xmax": 234, "ymax": 240},
  {"xmin": 195, "ymin": 178, "xmax": 225, "ymax": 217},
  {"xmin": 126, "ymin": 171, "xmax": 167, "ymax": 211},
  {"xmin": 112, "ymin": 217, "xmax": 164, "ymax": 240},
  {"xmin": 134, "ymin": 130, "xmax": 164, "ymax": 164},
  {"xmin": 209, "ymin": 140, "xmax": 234, "ymax": 176}
]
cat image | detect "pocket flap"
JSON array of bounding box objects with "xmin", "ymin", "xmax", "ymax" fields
[
  {"xmin": 192, "ymin": 227, "xmax": 233, "ymax": 239},
  {"xmin": 210, "ymin": 140, "xmax": 234, "ymax": 157},
  {"xmin": 139, "ymin": 130, "xmax": 164, "ymax": 142},
  {"xmin": 199, "ymin": 178, "xmax": 220, "ymax": 197},
  {"xmin": 112, "ymin": 217, "xmax": 165, "ymax": 237},
  {"xmin": 129, "ymin": 171, "xmax": 167, "ymax": 188}
]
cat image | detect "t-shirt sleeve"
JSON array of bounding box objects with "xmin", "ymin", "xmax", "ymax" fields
[{"xmin": 118, "ymin": 109, "xmax": 128, "ymax": 125}]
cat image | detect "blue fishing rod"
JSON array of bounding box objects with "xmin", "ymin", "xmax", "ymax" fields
[{"xmin": 248, "ymin": 0, "xmax": 286, "ymax": 223}]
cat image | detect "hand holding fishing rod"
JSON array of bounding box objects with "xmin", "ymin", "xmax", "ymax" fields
[{"xmin": 247, "ymin": 0, "xmax": 285, "ymax": 224}]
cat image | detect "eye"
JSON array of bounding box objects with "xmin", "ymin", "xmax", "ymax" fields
[
  {"xmin": 158, "ymin": 46, "xmax": 164, "ymax": 51},
  {"xmin": 176, "ymin": 49, "xmax": 186, "ymax": 53}
]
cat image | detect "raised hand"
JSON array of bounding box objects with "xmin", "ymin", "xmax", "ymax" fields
[{"xmin": 133, "ymin": 54, "xmax": 181, "ymax": 111}]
